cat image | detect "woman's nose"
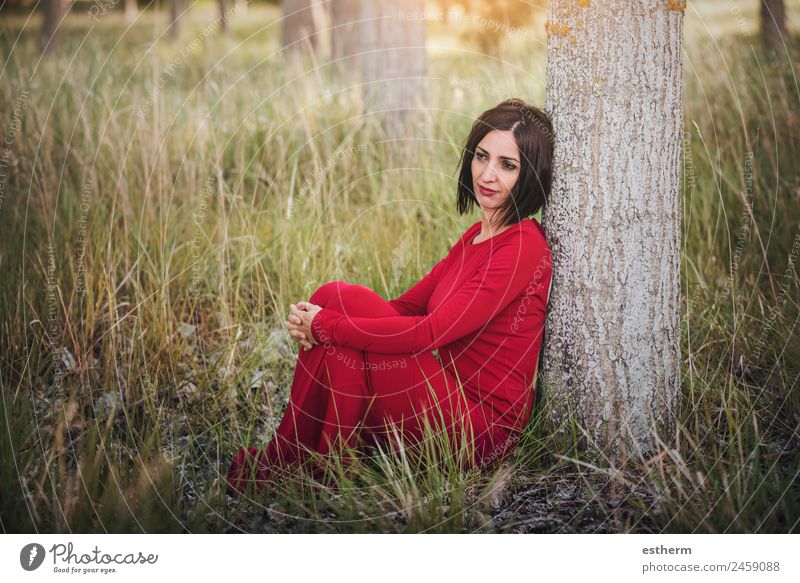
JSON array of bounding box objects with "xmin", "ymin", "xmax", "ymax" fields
[{"xmin": 480, "ymin": 164, "xmax": 498, "ymax": 182}]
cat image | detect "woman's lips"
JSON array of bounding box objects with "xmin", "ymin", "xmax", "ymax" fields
[{"xmin": 478, "ymin": 185, "xmax": 498, "ymax": 196}]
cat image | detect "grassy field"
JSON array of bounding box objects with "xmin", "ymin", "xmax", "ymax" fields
[{"xmin": 0, "ymin": 3, "xmax": 798, "ymax": 533}]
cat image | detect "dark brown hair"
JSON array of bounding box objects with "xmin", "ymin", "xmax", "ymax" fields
[{"xmin": 455, "ymin": 98, "xmax": 554, "ymax": 227}]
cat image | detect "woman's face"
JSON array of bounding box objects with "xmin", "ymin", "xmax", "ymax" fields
[{"xmin": 471, "ymin": 129, "xmax": 521, "ymax": 217}]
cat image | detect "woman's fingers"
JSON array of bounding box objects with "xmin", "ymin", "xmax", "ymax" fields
[
  {"xmin": 292, "ymin": 302, "xmax": 314, "ymax": 314},
  {"xmin": 287, "ymin": 302, "xmax": 317, "ymax": 352},
  {"xmin": 286, "ymin": 327, "xmax": 307, "ymax": 342},
  {"xmin": 287, "ymin": 314, "xmax": 307, "ymax": 329},
  {"xmin": 291, "ymin": 308, "xmax": 312, "ymax": 325}
]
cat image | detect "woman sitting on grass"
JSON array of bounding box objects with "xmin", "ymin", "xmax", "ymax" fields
[{"xmin": 227, "ymin": 98, "xmax": 554, "ymax": 496}]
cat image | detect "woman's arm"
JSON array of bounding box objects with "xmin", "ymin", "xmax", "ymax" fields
[{"xmin": 311, "ymin": 234, "xmax": 548, "ymax": 354}]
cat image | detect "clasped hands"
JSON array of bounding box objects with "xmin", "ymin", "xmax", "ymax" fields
[{"xmin": 286, "ymin": 301, "xmax": 323, "ymax": 351}]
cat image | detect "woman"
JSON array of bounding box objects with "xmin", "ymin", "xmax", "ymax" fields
[{"xmin": 227, "ymin": 98, "xmax": 554, "ymax": 496}]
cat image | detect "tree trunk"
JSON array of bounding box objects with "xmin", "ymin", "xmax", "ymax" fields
[
  {"xmin": 169, "ymin": 0, "xmax": 183, "ymax": 42},
  {"xmin": 41, "ymin": 0, "xmax": 66, "ymax": 56},
  {"xmin": 282, "ymin": 0, "xmax": 326, "ymax": 57},
  {"xmin": 761, "ymin": 0, "xmax": 787, "ymax": 52},
  {"xmin": 124, "ymin": 0, "xmax": 138, "ymax": 24},
  {"xmin": 541, "ymin": 1, "xmax": 684, "ymax": 457},
  {"xmin": 331, "ymin": 0, "xmax": 361, "ymax": 72},
  {"xmin": 360, "ymin": 0, "xmax": 427, "ymax": 141},
  {"xmin": 218, "ymin": 0, "xmax": 228, "ymax": 34}
]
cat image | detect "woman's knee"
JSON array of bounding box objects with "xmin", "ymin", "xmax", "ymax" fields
[
  {"xmin": 309, "ymin": 280, "xmax": 350, "ymax": 307},
  {"xmin": 310, "ymin": 280, "xmax": 381, "ymax": 313}
]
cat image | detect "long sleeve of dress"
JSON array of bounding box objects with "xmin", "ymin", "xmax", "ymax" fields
[
  {"xmin": 311, "ymin": 236, "xmax": 541, "ymax": 354},
  {"xmin": 386, "ymin": 255, "xmax": 449, "ymax": 317}
]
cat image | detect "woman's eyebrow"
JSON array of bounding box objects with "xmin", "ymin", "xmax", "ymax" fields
[{"xmin": 476, "ymin": 146, "xmax": 519, "ymax": 163}]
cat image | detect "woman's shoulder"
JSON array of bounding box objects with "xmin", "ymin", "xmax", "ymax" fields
[
  {"xmin": 521, "ymin": 217, "xmax": 549, "ymax": 245},
  {"xmin": 507, "ymin": 217, "xmax": 548, "ymax": 245},
  {"xmin": 507, "ymin": 219, "xmax": 552, "ymax": 267}
]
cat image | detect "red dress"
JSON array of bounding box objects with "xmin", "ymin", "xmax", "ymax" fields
[{"xmin": 227, "ymin": 217, "xmax": 552, "ymax": 494}]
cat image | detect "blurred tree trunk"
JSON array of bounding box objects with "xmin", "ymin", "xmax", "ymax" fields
[
  {"xmin": 541, "ymin": 1, "xmax": 684, "ymax": 457},
  {"xmin": 761, "ymin": 0, "xmax": 787, "ymax": 52},
  {"xmin": 169, "ymin": 0, "xmax": 183, "ymax": 42},
  {"xmin": 331, "ymin": 0, "xmax": 361, "ymax": 73},
  {"xmin": 235, "ymin": 0, "xmax": 248, "ymax": 15},
  {"xmin": 360, "ymin": 0, "xmax": 427, "ymax": 140},
  {"xmin": 218, "ymin": 0, "xmax": 228, "ymax": 34},
  {"xmin": 41, "ymin": 0, "xmax": 66, "ymax": 56},
  {"xmin": 283, "ymin": 0, "xmax": 326, "ymax": 57},
  {"xmin": 124, "ymin": 0, "xmax": 138, "ymax": 24}
]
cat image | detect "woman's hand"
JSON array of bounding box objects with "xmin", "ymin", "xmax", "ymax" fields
[{"xmin": 286, "ymin": 301, "xmax": 323, "ymax": 352}]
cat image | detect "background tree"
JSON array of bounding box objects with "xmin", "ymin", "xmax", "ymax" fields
[
  {"xmin": 761, "ymin": 0, "xmax": 787, "ymax": 52},
  {"xmin": 124, "ymin": 0, "xmax": 138, "ymax": 24},
  {"xmin": 331, "ymin": 0, "xmax": 361, "ymax": 74},
  {"xmin": 218, "ymin": 0, "xmax": 228, "ymax": 34},
  {"xmin": 360, "ymin": 0, "xmax": 427, "ymax": 141},
  {"xmin": 283, "ymin": 0, "xmax": 327, "ymax": 57},
  {"xmin": 41, "ymin": 0, "xmax": 66, "ymax": 55},
  {"xmin": 540, "ymin": 0, "xmax": 685, "ymax": 457},
  {"xmin": 168, "ymin": 0, "xmax": 184, "ymax": 42}
]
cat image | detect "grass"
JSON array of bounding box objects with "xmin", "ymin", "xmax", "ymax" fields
[{"xmin": 0, "ymin": 3, "xmax": 798, "ymax": 533}]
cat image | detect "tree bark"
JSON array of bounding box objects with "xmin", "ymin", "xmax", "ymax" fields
[
  {"xmin": 218, "ymin": 0, "xmax": 228, "ymax": 34},
  {"xmin": 282, "ymin": 0, "xmax": 326, "ymax": 57},
  {"xmin": 541, "ymin": 0, "xmax": 684, "ymax": 457},
  {"xmin": 761, "ymin": 0, "xmax": 787, "ymax": 52},
  {"xmin": 331, "ymin": 0, "xmax": 361, "ymax": 72},
  {"xmin": 169, "ymin": 0, "xmax": 183, "ymax": 42},
  {"xmin": 124, "ymin": 0, "xmax": 138, "ymax": 24},
  {"xmin": 41, "ymin": 0, "xmax": 66, "ymax": 56},
  {"xmin": 360, "ymin": 0, "xmax": 427, "ymax": 141}
]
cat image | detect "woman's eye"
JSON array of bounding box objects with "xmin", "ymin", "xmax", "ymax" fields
[{"xmin": 503, "ymin": 162, "xmax": 516, "ymax": 170}]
